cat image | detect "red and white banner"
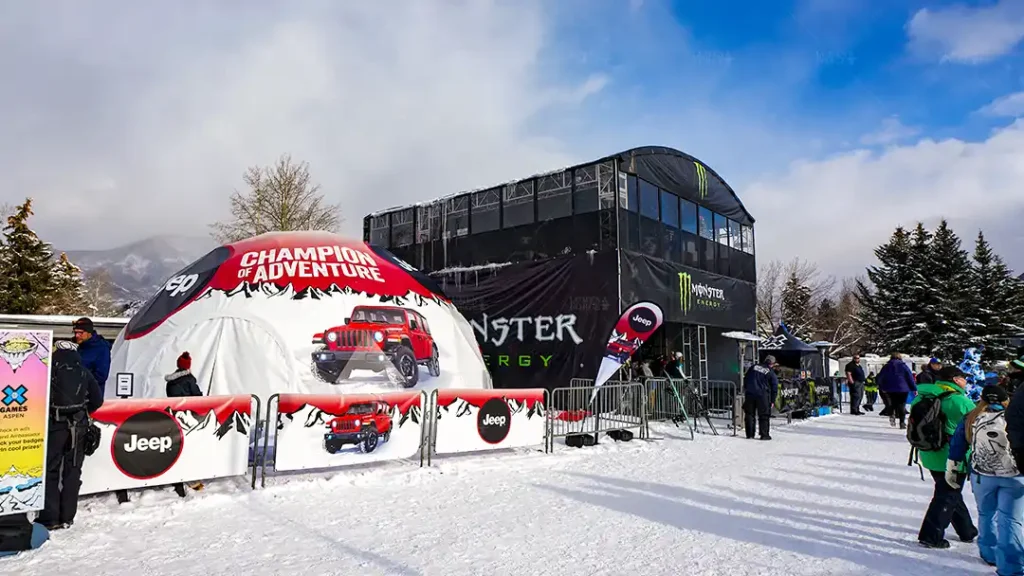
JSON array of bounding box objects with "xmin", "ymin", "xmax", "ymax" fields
[
  {"xmin": 432, "ymin": 389, "xmax": 546, "ymax": 455},
  {"xmin": 273, "ymin": 391, "xmax": 425, "ymax": 472},
  {"xmin": 80, "ymin": 395, "xmax": 254, "ymax": 495},
  {"xmin": 592, "ymin": 301, "xmax": 664, "ymax": 401}
]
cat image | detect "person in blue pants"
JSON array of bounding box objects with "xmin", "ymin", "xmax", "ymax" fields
[{"xmin": 952, "ymin": 383, "xmax": 1024, "ymax": 574}]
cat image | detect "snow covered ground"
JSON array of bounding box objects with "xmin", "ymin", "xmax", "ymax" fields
[{"xmin": 5, "ymin": 413, "xmax": 993, "ymax": 575}]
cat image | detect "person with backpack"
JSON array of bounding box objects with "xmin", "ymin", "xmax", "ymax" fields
[
  {"xmin": 946, "ymin": 385, "xmax": 1021, "ymax": 572},
  {"xmin": 36, "ymin": 340, "xmax": 104, "ymax": 530},
  {"xmin": 910, "ymin": 365, "xmax": 978, "ymax": 549},
  {"xmin": 879, "ymin": 352, "xmax": 918, "ymax": 429}
]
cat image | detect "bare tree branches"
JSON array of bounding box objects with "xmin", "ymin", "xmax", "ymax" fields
[
  {"xmin": 210, "ymin": 154, "xmax": 342, "ymax": 243},
  {"xmin": 756, "ymin": 258, "xmax": 835, "ymax": 337}
]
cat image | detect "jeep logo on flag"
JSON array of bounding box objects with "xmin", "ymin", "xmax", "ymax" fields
[
  {"xmin": 112, "ymin": 410, "xmax": 184, "ymax": 480},
  {"xmin": 476, "ymin": 397, "xmax": 512, "ymax": 445}
]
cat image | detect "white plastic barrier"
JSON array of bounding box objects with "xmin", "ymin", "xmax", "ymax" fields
[
  {"xmin": 269, "ymin": 391, "xmax": 427, "ymax": 473},
  {"xmin": 80, "ymin": 395, "xmax": 257, "ymax": 495},
  {"xmin": 428, "ymin": 389, "xmax": 546, "ymax": 461}
]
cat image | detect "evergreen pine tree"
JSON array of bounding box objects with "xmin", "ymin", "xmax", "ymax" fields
[
  {"xmin": 44, "ymin": 252, "xmax": 89, "ymax": 315},
  {"xmin": 972, "ymin": 231, "xmax": 1023, "ymax": 360},
  {"xmin": 0, "ymin": 199, "xmax": 55, "ymax": 314},
  {"xmin": 856, "ymin": 227, "xmax": 914, "ymax": 353},
  {"xmin": 903, "ymin": 223, "xmax": 938, "ymax": 356},
  {"xmin": 928, "ymin": 220, "xmax": 979, "ymax": 361},
  {"xmin": 814, "ymin": 297, "xmax": 838, "ymax": 342},
  {"xmin": 781, "ymin": 271, "xmax": 813, "ymax": 339}
]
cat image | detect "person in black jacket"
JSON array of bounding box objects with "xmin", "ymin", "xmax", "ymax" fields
[
  {"xmin": 743, "ymin": 355, "xmax": 779, "ymax": 441},
  {"xmin": 165, "ymin": 352, "xmax": 202, "ymax": 397},
  {"xmin": 37, "ymin": 341, "xmax": 103, "ymax": 530},
  {"xmin": 917, "ymin": 357, "xmax": 942, "ymax": 385},
  {"xmin": 845, "ymin": 355, "xmax": 867, "ymax": 415}
]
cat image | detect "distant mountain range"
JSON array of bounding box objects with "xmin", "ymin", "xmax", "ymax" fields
[{"xmin": 63, "ymin": 235, "xmax": 215, "ymax": 306}]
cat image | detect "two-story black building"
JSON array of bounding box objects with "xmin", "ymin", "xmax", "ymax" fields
[{"xmin": 363, "ymin": 146, "xmax": 757, "ymax": 390}]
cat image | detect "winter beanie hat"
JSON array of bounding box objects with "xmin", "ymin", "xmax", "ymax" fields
[
  {"xmin": 982, "ymin": 384, "xmax": 1009, "ymax": 405},
  {"xmin": 176, "ymin": 352, "xmax": 192, "ymax": 371},
  {"xmin": 72, "ymin": 317, "xmax": 95, "ymax": 334}
]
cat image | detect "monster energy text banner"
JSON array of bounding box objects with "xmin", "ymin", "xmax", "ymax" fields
[
  {"xmin": 432, "ymin": 252, "xmax": 618, "ymax": 391},
  {"xmin": 775, "ymin": 379, "xmax": 805, "ymax": 414},
  {"xmin": 620, "ymin": 252, "xmax": 756, "ymax": 329}
]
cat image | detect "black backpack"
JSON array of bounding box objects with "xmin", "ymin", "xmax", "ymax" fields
[
  {"xmin": 50, "ymin": 361, "xmax": 89, "ymax": 418},
  {"xmin": 907, "ymin": 391, "xmax": 955, "ymax": 451}
]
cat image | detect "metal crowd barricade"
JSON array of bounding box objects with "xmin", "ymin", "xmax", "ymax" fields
[
  {"xmin": 642, "ymin": 378, "xmax": 694, "ymax": 439},
  {"xmin": 545, "ymin": 381, "xmax": 647, "ymax": 452}
]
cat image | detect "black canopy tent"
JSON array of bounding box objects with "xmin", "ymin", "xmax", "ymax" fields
[{"xmin": 758, "ymin": 323, "xmax": 825, "ymax": 378}]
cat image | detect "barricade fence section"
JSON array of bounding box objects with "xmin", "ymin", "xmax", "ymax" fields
[
  {"xmin": 80, "ymin": 394, "xmax": 260, "ymax": 496},
  {"xmin": 545, "ymin": 382, "xmax": 647, "ymax": 451},
  {"xmin": 426, "ymin": 388, "xmax": 547, "ymax": 466},
  {"xmin": 260, "ymin": 391, "xmax": 427, "ymax": 486}
]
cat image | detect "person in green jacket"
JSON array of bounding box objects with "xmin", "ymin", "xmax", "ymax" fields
[
  {"xmin": 913, "ymin": 366, "xmax": 978, "ymax": 549},
  {"xmin": 864, "ymin": 371, "xmax": 878, "ymax": 412}
]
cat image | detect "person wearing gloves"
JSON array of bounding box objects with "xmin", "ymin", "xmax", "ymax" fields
[
  {"xmin": 914, "ymin": 366, "xmax": 978, "ymax": 549},
  {"xmin": 949, "ymin": 385, "xmax": 1018, "ymax": 571},
  {"xmin": 743, "ymin": 355, "xmax": 779, "ymax": 441},
  {"xmin": 878, "ymin": 352, "xmax": 918, "ymax": 429}
]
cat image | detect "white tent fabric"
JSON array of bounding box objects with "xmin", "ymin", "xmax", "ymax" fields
[{"xmin": 109, "ymin": 232, "xmax": 491, "ymax": 399}]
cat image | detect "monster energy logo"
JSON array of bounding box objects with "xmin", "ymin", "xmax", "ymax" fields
[
  {"xmin": 678, "ymin": 271, "xmax": 726, "ymax": 314},
  {"xmin": 693, "ymin": 161, "xmax": 708, "ymax": 198},
  {"xmin": 679, "ymin": 272, "xmax": 692, "ymax": 313}
]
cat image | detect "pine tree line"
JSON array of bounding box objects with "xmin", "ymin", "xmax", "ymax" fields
[
  {"xmin": 856, "ymin": 220, "xmax": 1024, "ymax": 362},
  {"xmin": 0, "ymin": 198, "xmax": 94, "ymax": 316}
]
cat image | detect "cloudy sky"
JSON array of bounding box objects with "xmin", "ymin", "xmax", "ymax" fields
[{"xmin": 2, "ymin": 0, "xmax": 1023, "ymax": 278}]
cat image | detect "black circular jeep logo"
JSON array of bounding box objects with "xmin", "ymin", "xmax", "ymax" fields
[
  {"xmin": 628, "ymin": 306, "xmax": 657, "ymax": 334},
  {"xmin": 112, "ymin": 410, "xmax": 184, "ymax": 480},
  {"xmin": 477, "ymin": 398, "xmax": 511, "ymax": 445}
]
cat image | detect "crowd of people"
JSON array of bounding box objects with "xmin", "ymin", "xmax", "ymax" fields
[{"xmin": 846, "ymin": 351, "xmax": 1024, "ymax": 574}]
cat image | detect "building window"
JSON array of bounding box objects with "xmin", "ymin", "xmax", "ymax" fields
[
  {"xmin": 573, "ymin": 165, "xmax": 600, "ymax": 214},
  {"xmin": 537, "ymin": 171, "xmax": 572, "ymax": 220},
  {"xmin": 680, "ymin": 200, "xmax": 697, "ymax": 234},
  {"xmin": 660, "ymin": 190, "xmax": 679, "ymax": 228},
  {"xmin": 682, "ymin": 231, "xmax": 699, "ymax": 268},
  {"xmin": 626, "ymin": 175, "xmax": 638, "ymax": 212},
  {"xmin": 443, "ymin": 195, "xmax": 469, "ymax": 238},
  {"xmin": 714, "ymin": 213, "xmax": 729, "ymax": 246},
  {"xmin": 700, "ymin": 236, "xmax": 716, "ymax": 273},
  {"xmin": 502, "ymin": 180, "xmax": 535, "ymax": 228},
  {"xmin": 728, "ymin": 219, "xmax": 741, "ymax": 250},
  {"xmin": 471, "ymin": 188, "xmax": 500, "ymax": 233},
  {"xmin": 698, "ymin": 206, "xmax": 714, "ymax": 240},
  {"xmin": 741, "ymin": 225, "xmax": 754, "ymax": 255},
  {"xmin": 369, "ymin": 213, "xmax": 390, "ymax": 247},
  {"xmin": 416, "ymin": 203, "xmax": 442, "ymax": 243},
  {"xmin": 392, "ymin": 208, "xmax": 414, "ymax": 247},
  {"xmin": 639, "ymin": 179, "xmax": 659, "ymax": 220}
]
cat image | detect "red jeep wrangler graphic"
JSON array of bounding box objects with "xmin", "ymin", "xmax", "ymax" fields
[
  {"xmin": 606, "ymin": 336, "xmax": 636, "ymax": 364},
  {"xmin": 311, "ymin": 305, "xmax": 440, "ymax": 388},
  {"xmin": 322, "ymin": 402, "xmax": 393, "ymax": 454}
]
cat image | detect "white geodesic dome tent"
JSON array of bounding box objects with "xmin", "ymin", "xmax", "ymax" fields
[{"xmin": 109, "ymin": 231, "xmax": 491, "ymax": 399}]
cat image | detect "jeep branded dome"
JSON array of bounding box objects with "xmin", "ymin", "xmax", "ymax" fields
[{"xmin": 109, "ymin": 231, "xmax": 491, "ymax": 399}]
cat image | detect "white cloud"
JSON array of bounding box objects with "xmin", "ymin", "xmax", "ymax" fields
[
  {"xmin": 743, "ymin": 120, "xmax": 1024, "ymax": 277},
  {"xmin": 978, "ymin": 91, "xmax": 1024, "ymax": 117},
  {"xmin": 907, "ymin": 1, "xmax": 1024, "ymax": 63},
  {"xmin": 0, "ymin": 1, "xmax": 606, "ymax": 250},
  {"xmin": 858, "ymin": 116, "xmax": 920, "ymax": 146}
]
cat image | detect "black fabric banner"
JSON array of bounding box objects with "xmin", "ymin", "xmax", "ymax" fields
[
  {"xmin": 432, "ymin": 252, "xmax": 618, "ymax": 391},
  {"xmin": 775, "ymin": 379, "xmax": 803, "ymax": 413},
  {"xmin": 619, "ymin": 252, "xmax": 756, "ymax": 330}
]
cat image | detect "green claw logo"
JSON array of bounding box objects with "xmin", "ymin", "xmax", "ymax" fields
[
  {"xmin": 678, "ymin": 272, "xmax": 692, "ymax": 313},
  {"xmin": 693, "ymin": 161, "xmax": 708, "ymax": 198}
]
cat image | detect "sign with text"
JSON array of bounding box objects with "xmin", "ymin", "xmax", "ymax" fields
[
  {"xmin": 79, "ymin": 395, "xmax": 254, "ymax": 495},
  {"xmin": 431, "ymin": 389, "xmax": 546, "ymax": 455},
  {"xmin": 0, "ymin": 330, "xmax": 53, "ymax": 516}
]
